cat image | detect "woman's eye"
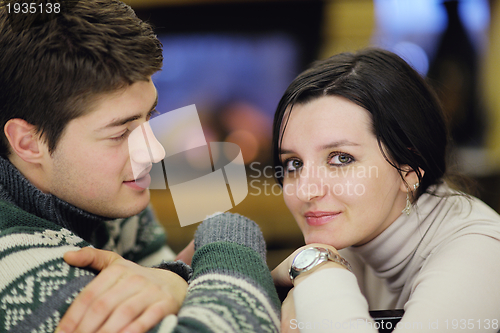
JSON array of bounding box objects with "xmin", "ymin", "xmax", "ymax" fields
[
  {"xmin": 285, "ymin": 159, "xmax": 303, "ymax": 172},
  {"xmin": 329, "ymin": 153, "xmax": 354, "ymax": 165}
]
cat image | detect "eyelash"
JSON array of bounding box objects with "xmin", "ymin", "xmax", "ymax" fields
[
  {"xmin": 148, "ymin": 109, "xmax": 159, "ymax": 120},
  {"xmin": 283, "ymin": 152, "xmax": 354, "ymax": 173},
  {"xmin": 111, "ymin": 129, "xmax": 130, "ymax": 141},
  {"xmin": 110, "ymin": 109, "xmax": 157, "ymax": 142},
  {"xmin": 328, "ymin": 151, "xmax": 354, "ymax": 165}
]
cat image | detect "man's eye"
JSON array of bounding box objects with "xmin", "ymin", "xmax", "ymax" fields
[
  {"xmin": 329, "ymin": 153, "xmax": 354, "ymax": 165},
  {"xmin": 147, "ymin": 109, "xmax": 159, "ymax": 120},
  {"xmin": 110, "ymin": 129, "xmax": 130, "ymax": 141},
  {"xmin": 285, "ymin": 159, "xmax": 303, "ymax": 172}
]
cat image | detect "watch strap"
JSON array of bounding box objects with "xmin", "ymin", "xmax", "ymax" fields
[
  {"xmin": 327, "ymin": 249, "xmax": 352, "ymax": 272},
  {"xmin": 289, "ymin": 247, "xmax": 352, "ymax": 281}
]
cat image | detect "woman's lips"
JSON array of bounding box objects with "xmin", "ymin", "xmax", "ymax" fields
[{"xmin": 304, "ymin": 211, "xmax": 341, "ymax": 226}]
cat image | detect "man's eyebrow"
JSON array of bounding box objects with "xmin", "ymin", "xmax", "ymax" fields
[
  {"xmin": 279, "ymin": 140, "xmax": 360, "ymax": 155},
  {"xmin": 96, "ymin": 94, "xmax": 158, "ymax": 131}
]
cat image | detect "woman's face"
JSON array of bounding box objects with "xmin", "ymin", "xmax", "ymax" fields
[{"xmin": 280, "ymin": 96, "xmax": 409, "ymax": 249}]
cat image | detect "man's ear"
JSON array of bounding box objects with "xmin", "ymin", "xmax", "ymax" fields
[
  {"xmin": 4, "ymin": 119, "xmax": 46, "ymax": 163},
  {"xmin": 399, "ymin": 166, "xmax": 425, "ymax": 192}
]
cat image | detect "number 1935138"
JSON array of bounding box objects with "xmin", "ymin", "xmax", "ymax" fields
[{"xmin": 6, "ymin": 2, "xmax": 61, "ymax": 14}]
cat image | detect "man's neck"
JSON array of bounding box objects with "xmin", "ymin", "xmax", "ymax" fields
[
  {"xmin": 0, "ymin": 155, "xmax": 109, "ymax": 247},
  {"xmin": 7, "ymin": 153, "xmax": 50, "ymax": 193}
]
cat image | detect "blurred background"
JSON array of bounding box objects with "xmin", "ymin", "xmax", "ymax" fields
[{"xmin": 123, "ymin": 0, "xmax": 500, "ymax": 268}]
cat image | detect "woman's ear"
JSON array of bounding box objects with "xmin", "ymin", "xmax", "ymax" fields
[
  {"xmin": 4, "ymin": 118, "xmax": 46, "ymax": 163},
  {"xmin": 399, "ymin": 166, "xmax": 425, "ymax": 192}
]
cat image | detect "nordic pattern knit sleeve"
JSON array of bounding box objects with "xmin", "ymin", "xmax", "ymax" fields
[{"xmin": 0, "ymin": 202, "xmax": 280, "ymax": 333}]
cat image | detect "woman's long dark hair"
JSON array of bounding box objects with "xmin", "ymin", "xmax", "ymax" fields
[{"xmin": 272, "ymin": 48, "xmax": 449, "ymax": 200}]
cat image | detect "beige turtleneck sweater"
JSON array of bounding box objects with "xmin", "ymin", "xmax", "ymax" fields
[{"xmin": 292, "ymin": 184, "xmax": 500, "ymax": 332}]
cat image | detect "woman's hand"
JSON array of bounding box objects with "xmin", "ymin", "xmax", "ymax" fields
[
  {"xmin": 271, "ymin": 243, "xmax": 345, "ymax": 288},
  {"xmin": 273, "ymin": 244, "xmax": 347, "ymax": 333},
  {"xmin": 56, "ymin": 247, "xmax": 188, "ymax": 333},
  {"xmin": 175, "ymin": 239, "xmax": 195, "ymax": 265},
  {"xmin": 281, "ymin": 288, "xmax": 299, "ymax": 333}
]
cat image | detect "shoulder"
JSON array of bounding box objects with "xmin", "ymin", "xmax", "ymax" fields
[
  {"xmin": 416, "ymin": 184, "xmax": 500, "ymax": 267},
  {"xmin": 0, "ymin": 199, "xmax": 91, "ymax": 256},
  {"xmin": 418, "ymin": 183, "xmax": 500, "ymax": 237},
  {"xmin": 0, "ymin": 207, "xmax": 96, "ymax": 332},
  {"xmin": 0, "ymin": 205, "xmax": 92, "ymax": 289}
]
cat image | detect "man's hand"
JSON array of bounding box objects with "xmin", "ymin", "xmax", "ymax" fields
[{"xmin": 56, "ymin": 247, "xmax": 188, "ymax": 333}]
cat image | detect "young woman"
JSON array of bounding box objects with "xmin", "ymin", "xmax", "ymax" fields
[{"xmin": 271, "ymin": 48, "xmax": 500, "ymax": 332}]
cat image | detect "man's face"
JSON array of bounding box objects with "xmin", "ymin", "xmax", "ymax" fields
[{"xmin": 43, "ymin": 79, "xmax": 160, "ymax": 218}]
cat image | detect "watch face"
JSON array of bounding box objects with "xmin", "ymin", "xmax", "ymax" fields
[{"xmin": 293, "ymin": 248, "xmax": 318, "ymax": 269}]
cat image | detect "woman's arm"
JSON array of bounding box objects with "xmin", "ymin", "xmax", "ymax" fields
[
  {"xmin": 273, "ymin": 244, "xmax": 377, "ymax": 333},
  {"xmin": 274, "ymin": 234, "xmax": 500, "ymax": 333}
]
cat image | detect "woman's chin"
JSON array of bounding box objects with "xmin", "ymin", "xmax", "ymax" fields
[{"xmin": 304, "ymin": 234, "xmax": 350, "ymax": 250}]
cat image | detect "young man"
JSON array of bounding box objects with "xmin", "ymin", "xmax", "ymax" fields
[{"xmin": 0, "ymin": 1, "xmax": 280, "ymax": 332}]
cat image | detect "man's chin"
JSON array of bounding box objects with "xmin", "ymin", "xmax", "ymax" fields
[{"xmin": 94, "ymin": 192, "xmax": 151, "ymax": 219}]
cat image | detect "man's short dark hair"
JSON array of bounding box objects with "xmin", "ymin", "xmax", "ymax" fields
[{"xmin": 0, "ymin": 0, "xmax": 163, "ymax": 157}]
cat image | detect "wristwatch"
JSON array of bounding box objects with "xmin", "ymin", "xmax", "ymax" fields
[{"xmin": 289, "ymin": 247, "xmax": 352, "ymax": 281}]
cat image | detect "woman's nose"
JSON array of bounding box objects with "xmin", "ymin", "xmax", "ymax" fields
[{"xmin": 295, "ymin": 163, "xmax": 327, "ymax": 202}]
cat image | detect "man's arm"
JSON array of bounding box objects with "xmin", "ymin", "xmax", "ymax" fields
[
  {"xmin": 174, "ymin": 213, "xmax": 281, "ymax": 332},
  {"xmin": 0, "ymin": 226, "xmax": 94, "ymax": 333},
  {"xmin": 57, "ymin": 249, "xmax": 188, "ymax": 333},
  {"xmin": 6, "ymin": 213, "xmax": 280, "ymax": 333}
]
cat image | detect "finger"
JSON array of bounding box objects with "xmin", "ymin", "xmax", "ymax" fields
[
  {"xmin": 271, "ymin": 253, "xmax": 296, "ymax": 287},
  {"xmin": 101, "ymin": 287, "xmax": 173, "ymax": 333},
  {"xmin": 57, "ymin": 265, "xmax": 128, "ymax": 333},
  {"xmin": 175, "ymin": 240, "xmax": 195, "ymax": 265},
  {"xmin": 64, "ymin": 247, "xmax": 121, "ymax": 271},
  {"xmin": 271, "ymin": 268, "xmax": 293, "ymax": 287},
  {"xmin": 119, "ymin": 300, "xmax": 173, "ymax": 333},
  {"xmin": 75, "ymin": 273, "xmax": 149, "ymax": 333}
]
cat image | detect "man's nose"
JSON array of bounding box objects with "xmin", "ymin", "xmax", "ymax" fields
[
  {"xmin": 129, "ymin": 122, "xmax": 166, "ymax": 165},
  {"xmin": 141, "ymin": 122, "xmax": 165, "ymax": 163}
]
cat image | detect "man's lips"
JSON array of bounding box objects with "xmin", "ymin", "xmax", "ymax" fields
[
  {"xmin": 123, "ymin": 173, "xmax": 151, "ymax": 190},
  {"xmin": 123, "ymin": 165, "xmax": 153, "ymax": 189},
  {"xmin": 304, "ymin": 211, "xmax": 341, "ymax": 226},
  {"xmin": 124, "ymin": 165, "xmax": 152, "ymax": 182}
]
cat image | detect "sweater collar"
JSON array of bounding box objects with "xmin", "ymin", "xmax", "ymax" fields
[
  {"xmin": 348, "ymin": 184, "xmax": 448, "ymax": 287},
  {"xmin": 0, "ymin": 155, "xmax": 109, "ymax": 247}
]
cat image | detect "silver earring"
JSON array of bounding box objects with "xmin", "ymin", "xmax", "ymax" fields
[{"xmin": 402, "ymin": 183, "xmax": 419, "ymax": 215}]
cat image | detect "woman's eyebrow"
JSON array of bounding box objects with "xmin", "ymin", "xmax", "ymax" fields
[
  {"xmin": 279, "ymin": 148, "xmax": 295, "ymax": 155},
  {"xmin": 280, "ymin": 140, "xmax": 360, "ymax": 155},
  {"xmin": 318, "ymin": 140, "xmax": 360, "ymax": 150}
]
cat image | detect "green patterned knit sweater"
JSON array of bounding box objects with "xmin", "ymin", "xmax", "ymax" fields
[{"xmin": 0, "ymin": 157, "xmax": 281, "ymax": 332}]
